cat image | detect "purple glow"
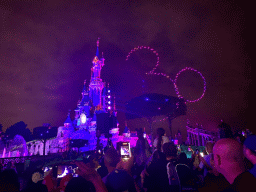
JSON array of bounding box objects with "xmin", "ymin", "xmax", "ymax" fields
[{"xmin": 108, "ymin": 106, "xmax": 111, "ymax": 110}]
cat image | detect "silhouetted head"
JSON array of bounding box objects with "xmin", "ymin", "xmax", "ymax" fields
[
  {"xmin": 163, "ymin": 142, "xmax": 177, "ymax": 158},
  {"xmin": 156, "ymin": 128, "xmax": 165, "ymax": 137},
  {"xmin": 65, "ymin": 176, "xmax": 95, "ymax": 192},
  {"xmin": 104, "ymin": 147, "xmax": 120, "ymax": 168},
  {"xmin": 152, "ymin": 150, "xmax": 166, "ymax": 163},
  {"xmin": 136, "ymin": 128, "xmax": 144, "ymax": 139},
  {"xmin": 178, "ymin": 152, "xmax": 188, "ymax": 164}
]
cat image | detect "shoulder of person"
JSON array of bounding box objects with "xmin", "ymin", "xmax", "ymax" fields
[
  {"xmin": 237, "ymin": 171, "xmax": 256, "ymax": 181},
  {"xmin": 232, "ymin": 171, "xmax": 256, "ymax": 192}
]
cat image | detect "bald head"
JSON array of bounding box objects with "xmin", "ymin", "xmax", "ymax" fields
[
  {"xmin": 213, "ymin": 138, "xmax": 244, "ymax": 163},
  {"xmin": 213, "ymin": 138, "xmax": 246, "ymax": 184}
]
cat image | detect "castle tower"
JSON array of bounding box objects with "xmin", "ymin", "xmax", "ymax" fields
[
  {"xmin": 74, "ymin": 80, "xmax": 91, "ymax": 128},
  {"xmin": 89, "ymin": 38, "xmax": 105, "ymax": 110}
]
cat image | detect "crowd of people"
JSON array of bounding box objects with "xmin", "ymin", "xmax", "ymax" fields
[{"xmin": 0, "ymin": 128, "xmax": 256, "ymax": 192}]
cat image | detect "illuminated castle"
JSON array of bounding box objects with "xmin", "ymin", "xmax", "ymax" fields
[
  {"xmin": 1, "ymin": 39, "xmax": 148, "ymax": 158},
  {"xmin": 26, "ymin": 39, "xmax": 119, "ymax": 155},
  {"xmin": 55, "ymin": 38, "xmax": 116, "ymax": 151}
]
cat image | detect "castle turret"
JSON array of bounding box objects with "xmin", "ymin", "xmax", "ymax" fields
[{"xmin": 57, "ymin": 111, "xmax": 74, "ymax": 138}]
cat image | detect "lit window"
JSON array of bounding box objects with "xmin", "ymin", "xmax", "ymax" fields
[{"xmin": 80, "ymin": 113, "xmax": 87, "ymax": 124}]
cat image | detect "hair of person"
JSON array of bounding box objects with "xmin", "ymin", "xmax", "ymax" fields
[
  {"xmin": 156, "ymin": 128, "xmax": 165, "ymax": 151},
  {"xmin": 65, "ymin": 176, "xmax": 95, "ymax": 192},
  {"xmin": 162, "ymin": 142, "xmax": 177, "ymax": 158},
  {"xmin": 104, "ymin": 147, "xmax": 120, "ymax": 167},
  {"xmin": 135, "ymin": 129, "xmax": 146, "ymax": 152},
  {"xmin": 136, "ymin": 128, "xmax": 144, "ymax": 140},
  {"xmin": 178, "ymin": 152, "xmax": 188, "ymax": 164},
  {"xmin": 152, "ymin": 150, "xmax": 166, "ymax": 163}
]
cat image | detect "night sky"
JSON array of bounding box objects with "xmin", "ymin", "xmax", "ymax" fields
[{"xmin": 0, "ymin": 0, "xmax": 253, "ymax": 137}]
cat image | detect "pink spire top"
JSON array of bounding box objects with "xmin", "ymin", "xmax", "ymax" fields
[{"xmin": 97, "ymin": 37, "xmax": 100, "ymax": 47}]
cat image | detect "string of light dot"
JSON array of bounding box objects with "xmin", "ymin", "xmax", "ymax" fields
[{"xmin": 126, "ymin": 46, "xmax": 206, "ymax": 103}]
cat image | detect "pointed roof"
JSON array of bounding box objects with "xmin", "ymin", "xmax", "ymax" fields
[
  {"xmin": 82, "ymin": 80, "xmax": 88, "ymax": 93},
  {"xmin": 64, "ymin": 111, "xmax": 73, "ymax": 124},
  {"xmin": 80, "ymin": 80, "xmax": 90, "ymax": 106},
  {"xmin": 123, "ymin": 126, "xmax": 130, "ymax": 133}
]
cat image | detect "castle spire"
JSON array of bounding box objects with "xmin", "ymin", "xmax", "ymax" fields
[
  {"xmin": 96, "ymin": 37, "xmax": 100, "ymax": 58},
  {"xmin": 114, "ymin": 95, "xmax": 116, "ymax": 111}
]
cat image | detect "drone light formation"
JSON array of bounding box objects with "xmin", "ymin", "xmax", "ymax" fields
[{"xmin": 126, "ymin": 46, "xmax": 207, "ymax": 103}]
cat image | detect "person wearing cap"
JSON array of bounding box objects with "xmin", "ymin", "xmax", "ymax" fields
[{"xmin": 243, "ymin": 134, "xmax": 256, "ymax": 178}]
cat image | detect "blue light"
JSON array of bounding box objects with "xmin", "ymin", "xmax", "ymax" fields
[
  {"xmin": 165, "ymin": 99, "xmax": 169, "ymax": 102},
  {"xmin": 108, "ymin": 90, "xmax": 110, "ymax": 93},
  {"xmin": 145, "ymin": 98, "xmax": 149, "ymax": 101}
]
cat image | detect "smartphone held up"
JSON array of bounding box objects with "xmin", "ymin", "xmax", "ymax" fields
[{"xmin": 117, "ymin": 142, "xmax": 131, "ymax": 161}]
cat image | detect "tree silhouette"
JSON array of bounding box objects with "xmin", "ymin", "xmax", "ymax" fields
[
  {"xmin": 5, "ymin": 121, "xmax": 33, "ymax": 141},
  {"xmin": 32, "ymin": 125, "xmax": 58, "ymax": 156}
]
